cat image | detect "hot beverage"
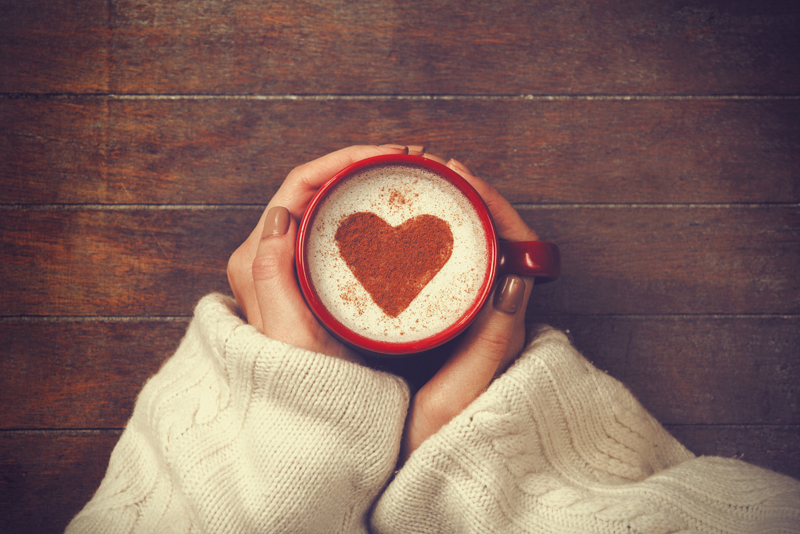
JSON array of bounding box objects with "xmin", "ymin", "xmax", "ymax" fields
[
  {"xmin": 303, "ymin": 163, "xmax": 490, "ymax": 345},
  {"xmin": 297, "ymin": 153, "xmax": 561, "ymax": 355}
]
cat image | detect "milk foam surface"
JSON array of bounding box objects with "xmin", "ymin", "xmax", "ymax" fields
[{"xmin": 306, "ymin": 164, "xmax": 489, "ymax": 343}]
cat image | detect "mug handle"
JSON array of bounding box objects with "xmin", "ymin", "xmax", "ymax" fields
[{"xmin": 497, "ymin": 241, "xmax": 561, "ymax": 284}]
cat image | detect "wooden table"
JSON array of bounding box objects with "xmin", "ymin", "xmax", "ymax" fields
[{"xmin": 2, "ymin": 1, "xmax": 799, "ymax": 531}]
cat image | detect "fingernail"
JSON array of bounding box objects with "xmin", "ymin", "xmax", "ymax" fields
[
  {"xmin": 422, "ymin": 153, "xmax": 447, "ymax": 165},
  {"xmin": 407, "ymin": 145, "xmax": 425, "ymax": 156},
  {"xmin": 379, "ymin": 143, "xmax": 409, "ymax": 154},
  {"xmin": 494, "ymin": 275, "xmax": 525, "ymax": 314},
  {"xmin": 447, "ymin": 158, "xmax": 472, "ymax": 175},
  {"xmin": 263, "ymin": 206, "xmax": 290, "ymax": 237}
]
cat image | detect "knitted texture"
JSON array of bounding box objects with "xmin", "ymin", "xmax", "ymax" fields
[
  {"xmin": 66, "ymin": 294, "xmax": 410, "ymax": 534},
  {"xmin": 371, "ymin": 327, "xmax": 800, "ymax": 533},
  {"xmin": 67, "ymin": 296, "xmax": 800, "ymax": 533}
]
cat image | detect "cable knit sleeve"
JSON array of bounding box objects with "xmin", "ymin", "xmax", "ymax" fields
[
  {"xmin": 371, "ymin": 326, "xmax": 800, "ymax": 533},
  {"xmin": 66, "ymin": 294, "xmax": 410, "ymax": 534}
]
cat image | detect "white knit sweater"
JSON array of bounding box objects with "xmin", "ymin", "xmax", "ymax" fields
[{"xmin": 67, "ymin": 294, "xmax": 800, "ymax": 533}]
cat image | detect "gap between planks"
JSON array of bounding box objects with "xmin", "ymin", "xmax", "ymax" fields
[
  {"xmin": 2, "ymin": 93, "xmax": 800, "ymax": 102},
  {"xmin": 0, "ymin": 429, "xmax": 124, "ymax": 435}
]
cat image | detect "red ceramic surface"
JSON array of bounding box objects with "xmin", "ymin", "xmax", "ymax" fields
[{"xmin": 296, "ymin": 154, "xmax": 560, "ymax": 355}]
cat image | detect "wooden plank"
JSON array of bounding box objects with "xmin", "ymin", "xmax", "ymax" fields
[
  {"xmin": 0, "ymin": 426, "xmax": 796, "ymax": 534},
  {"xmin": 534, "ymin": 316, "xmax": 800, "ymax": 426},
  {"xmin": 1, "ymin": 207, "xmax": 797, "ymax": 316},
  {"xmin": 3, "ymin": 98, "xmax": 799, "ymax": 204},
  {"xmin": 1, "ymin": 316, "xmax": 797, "ymax": 429},
  {"xmin": 0, "ymin": 431, "xmax": 119, "ymax": 534},
  {"xmin": 0, "ymin": 0, "xmax": 109, "ymax": 93},
  {"xmin": 1, "ymin": 99, "xmax": 111, "ymax": 204},
  {"xmin": 115, "ymin": 0, "xmax": 800, "ymax": 95},
  {"xmin": 0, "ymin": 321, "xmax": 188, "ymax": 429},
  {"xmin": 3, "ymin": 0, "xmax": 799, "ymax": 95},
  {"xmin": 0, "ymin": 208, "xmax": 257, "ymax": 316},
  {"xmin": 526, "ymin": 206, "xmax": 800, "ymax": 315},
  {"xmin": 665, "ymin": 425, "xmax": 800, "ymax": 481}
]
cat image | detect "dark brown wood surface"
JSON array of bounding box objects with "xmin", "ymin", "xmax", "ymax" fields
[
  {"xmin": 2, "ymin": 1, "xmax": 798, "ymax": 532},
  {"xmin": 3, "ymin": 0, "xmax": 800, "ymax": 95},
  {"xmin": 4, "ymin": 99, "xmax": 800, "ymax": 204}
]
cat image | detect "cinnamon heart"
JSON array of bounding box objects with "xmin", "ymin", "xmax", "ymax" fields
[{"xmin": 335, "ymin": 212, "xmax": 454, "ymax": 317}]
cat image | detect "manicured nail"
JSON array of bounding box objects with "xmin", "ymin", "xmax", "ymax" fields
[
  {"xmin": 494, "ymin": 275, "xmax": 525, "ymax": 314},
  {"xmin": 379, "ymin": 143, "xmax": 409, "ymax": 154},
  {"xmin": 447, "ymin": 158, "xmax": 472, "ymax": 175},
  {"xmin": 263, "ymin": 206, "xmax": 290, "ymax": 237},
  {"xmin": 422, "ymin": 153, "xmax": 447, "ymax": 165},
  {"xmin": 407, "ymin": 145, "xmax": 425, "ymax": 156}
]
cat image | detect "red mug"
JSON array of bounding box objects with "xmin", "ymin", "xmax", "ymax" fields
[{"xmin": 296, "ymin": 154, "xmax": 560, "ymax": 355}]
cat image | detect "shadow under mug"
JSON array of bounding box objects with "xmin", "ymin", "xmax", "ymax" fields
[{"xmin": 296, "ymin": 154, "xmax": 561, "ymax": 356}]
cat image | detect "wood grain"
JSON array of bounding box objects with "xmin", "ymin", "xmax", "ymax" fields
[
  {"xmin": 535, "ymin": 316, "xmax": 800, "ymax": 426},
  {"xmin": 2, "ymin": 0, "xmax": 799, "ymax": 95},
  {"xmin": 3, "ymin": 318, "xmax": 797, "ymax": 430},
  {"xmin": 3, "ymin": 98, "xmax": 799, "ymax": 204},
  {"xmin": 0, "ymin": 1, "xmax": 110, "ymax": 94},
  {"xmin": 2, "ymin": 207, "xmax": 796, "ymax": 315},
  {"xmin": 2, "ymin": 0, "xmax": 799, "ymax": 529},
  {"xmin": 0, "ymin": 432, "xmax": 119, "ymax": 534},
  {"xmin": 665, "ymin": 425, "xmax": 800, "ymax": 480},
  {"xmin": 527, "ymin": 206, "xmax": 800, "ymax": 314},
  {"xmin": 0, "ymin": 321, "xmax": 188, "ymax": 429},
  {"xmin": 0, "ymin": 208, "xmax": 255, "ymax": 316}
]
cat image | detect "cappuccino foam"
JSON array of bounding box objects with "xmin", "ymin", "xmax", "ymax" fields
[{"xmin": 306, "ymin": 164, "xmax": 490, "ymax": 344}]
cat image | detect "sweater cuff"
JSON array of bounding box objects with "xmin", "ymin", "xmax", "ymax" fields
[
  {"xmin": 372, "ymin": 326, "xmax": 695, "ymax": 532},
  {"xmin": 69, "ymin": 293, "xmax": 410, "ymax": 534}
]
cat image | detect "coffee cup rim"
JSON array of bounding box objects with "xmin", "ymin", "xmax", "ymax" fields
[{"xmin": 296, "ymin": 154, "xmax": 498, "ymax": 356}]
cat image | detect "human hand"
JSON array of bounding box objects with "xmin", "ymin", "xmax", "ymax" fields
[
  {"xmin": 226, "ymin": 144, "xmax": 411, "ymax": 364},
  {"xmin": 399, "ymin": 156, "xmax": 539, "ymax": 462},
  {"xmin": 227, "ymin": 144, "xmax": 539, "ymax": 463}
]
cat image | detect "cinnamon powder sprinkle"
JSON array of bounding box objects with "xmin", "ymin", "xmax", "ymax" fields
[{"xmin": 335, "ymin": 212, "xmax": 454, "ymax": 318}]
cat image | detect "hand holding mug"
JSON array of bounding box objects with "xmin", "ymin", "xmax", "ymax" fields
[
  {"xmin": 227, "ymin": 145, "xmax": 409, "ymax": 363},
  {"xmin": 295, "ymin": 154, "xmax": 559, "ymax": 355},
  {"xmin": 227, "ymin": 145, "xmax": 560, "ymax": 460},
  {"xmin": 399, "ymin": 158, "xmax": 549, "ymax": 461}
]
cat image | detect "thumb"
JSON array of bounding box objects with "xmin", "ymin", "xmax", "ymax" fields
[
  {"xmin": 251, "ymin": 206, "xmax": 362, "ymax": 364},
  {"xmin": 432, "ymin": 274, "xmax": 527, "ymax": 409},
  {"xmin": 402, "ymin": 275, "xmax": 528, "ymax": 460},
  {"xmin": 251, "ymin": 206, "xmax": 308, "ymax": 340}
]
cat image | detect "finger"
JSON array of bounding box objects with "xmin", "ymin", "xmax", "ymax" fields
[
  {"xmin": 250, "ymin": 144, "xmax": 410, "ymax": 250},
  {"xmin": 269, "ymin": 144, "xmax": 410, "ymax": 219},
  {"xmin": 251, "ymin": 208, "xmax": 322, "ymax": 345},
  {"xmin": 231, "ymin": 144, "xmax": 411, "ymax": 312},
  {"xmin": 251, "ymin": 206, "xmax": 303, "ymax": 333},
  {"xmin": 251, "ymin": 206, "xmax": 364, "ymax": 364},
  {"xmin": 422, "ymin": 152, "xmax": 447, "ymax": 165},
  {"xmin": 438, "ymin": 275, "xmax": 528, "ymax": 401},
  {"xmin": 497, "ymin": 274, "xmax": 536, "ymax": 373},
  {"xmin": 379, "ymin": 144, "xmax": 409, "ymax": 152},
  {"xmin": 402, "ymin": 275, "xmax": 528, "ymax": 460},
  {"xmin": 446, "ymin": 158, "xmax": 539, "ymax": 242}
]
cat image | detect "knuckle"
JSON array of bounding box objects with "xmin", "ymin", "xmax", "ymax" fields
[
  {"xmin": 251, "ymin": 245, "xmax": 286, "ymax": 282},
  {"xmin": 286, "ymin": 163, "xmax": 312, "ymax": 188},
  {"xmin": 227, "ymin": 245, "xmax": 249, "ymax": 283},
  {"xmin": 477, "ymin": 329, "xmax": 513, "ymax": 362},
  {"xmin": 483, "ymin": 180, "xmax": 501, "ymax": 198}
]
